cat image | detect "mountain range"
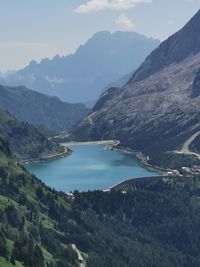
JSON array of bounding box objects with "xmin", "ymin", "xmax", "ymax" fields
[
  {"xmin": 0, "ymin": 85, "xmax": 89, "ymax": 132},
  {"xmin": 71, "ymin": 9, "xmax": 200, "ymax": 166},
  {"xmin": 1, "ymin": 31, "xmax": 159, "ymax": 103}
]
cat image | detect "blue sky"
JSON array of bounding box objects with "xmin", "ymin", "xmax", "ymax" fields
[{"xmin": 0, "ymin": 0, "xmax": 200, "ymax": 72}]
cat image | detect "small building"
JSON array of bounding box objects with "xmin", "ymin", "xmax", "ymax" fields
[
  {"xmin": 191, "ymin": 165, "xmax": 200, "ymax": 173},
  {"xmin": 166, "ymin": 170, "xmax": 180, "ymax": 176},
  {"xmin": 66, "ymin": 192, "xmax": 75, "ymax": 200}
]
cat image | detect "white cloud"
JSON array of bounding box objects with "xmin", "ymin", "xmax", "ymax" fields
[
  {"xmin": 116, "ymin": 14, "xmax": 135, "ymax": 31},
  {"xmin": 74, "ymin": 0, "xmax": 152, "ymax": 14}
]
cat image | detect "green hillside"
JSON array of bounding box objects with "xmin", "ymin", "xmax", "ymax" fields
[
  {"xmin": 0, "ymin": 85, "xmax": 89, "ymax": 132},
  {"xmin": 0, "ymin": 108, "xmax": 62, "ymax": 160},
  {"xmin": 1, "ymin": 134, "xmax": 200, "ymax": 266}
]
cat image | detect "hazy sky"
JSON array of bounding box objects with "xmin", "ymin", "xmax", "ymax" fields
[{"xmin": 0, "ymin": 0, "xmax": 200, "ymax": 72}]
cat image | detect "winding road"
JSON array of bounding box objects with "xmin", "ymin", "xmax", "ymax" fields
[{"xmin": 175, "ymin": 131, "xmax": 200, "ymax": 159}]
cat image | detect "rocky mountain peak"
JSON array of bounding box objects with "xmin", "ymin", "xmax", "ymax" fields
[{"xmin": 129, "ymin": 9, "xmax": 200, "ymax": 84}]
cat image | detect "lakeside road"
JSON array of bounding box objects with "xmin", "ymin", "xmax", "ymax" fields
[
  {"xmin": 40, "ymin": 146, "xmax": 69, "ymax": 160},
  {"xmin": 20, "ymin": 145, "xmax": 69, "ymax": 164}
]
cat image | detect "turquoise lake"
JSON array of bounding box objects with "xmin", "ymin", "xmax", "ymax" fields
[{"xmin": 26, "ymin": 144, "xmax": 159, "ymax": 192}]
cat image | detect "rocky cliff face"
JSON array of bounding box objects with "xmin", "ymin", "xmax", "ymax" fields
[
  {"xmin": 71, "ymin": 10, "xmax": 200, "ymax": 161},
  {"xmin": 128, "ymin": 9, "xmax": 200, "ymax": 84},
  {"xmin": 192, "ymin": 68, "xmax": 200, "ymax": 98}
]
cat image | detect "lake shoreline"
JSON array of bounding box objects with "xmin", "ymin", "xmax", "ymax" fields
[
  {"xmin": 62, "ymin": 140, "xmax": 120, "ymax": 147},
  {"xmin": 26, "ymin": 141, "xmax": 161, "ymax": 193},
  {"xmin": 20, "ymin": 140, "xmax": 117, "ymax": 165},
  {"xmin": 104, "ymin": 144, "xmax": 174, "ymax": 192},
  {"xmin": 106, "ymin": 144, "xmax": 169, "ymax": 176},
  {"xmin": 25, "ymin": 140, "xmax": 171, "ymax": 193},
  {"xmin": 63, "ymin": 140, "xmax": 166, "ymax": 176}
]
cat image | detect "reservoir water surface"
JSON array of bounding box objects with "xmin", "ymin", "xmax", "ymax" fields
[{"xmin": 26, "ymin": 144, "xmax": 159, "ymax": 192}]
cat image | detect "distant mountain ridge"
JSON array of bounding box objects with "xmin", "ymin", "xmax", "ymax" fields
[
  {"xmin": 2, "ymin": 31, "xmax": 160, "ymax": 103},
  {"xmin": 102, "ymin": 71, "xmax": 133, "ymax": 92},
  {"xmin": 71, "ymin": 10, "xmax": 200, "ymax": 165},
  {"xmin": 0, "ymin": 85, "xmax": 89, "ymax": 132}
]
